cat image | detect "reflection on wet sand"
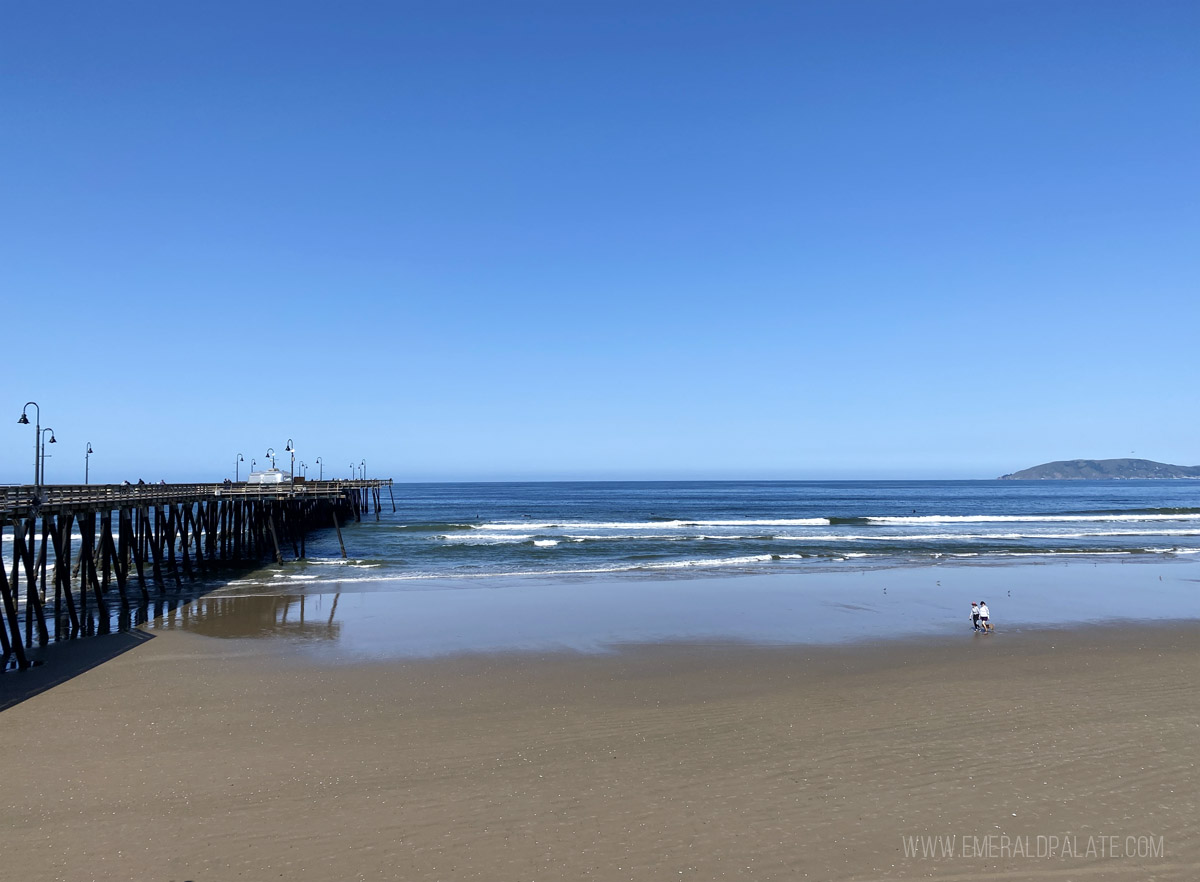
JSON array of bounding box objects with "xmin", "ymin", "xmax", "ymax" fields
[
  {"xmin": 136, "ymin": 559, "xmax": 1199, "ymax": 661},
  {"xmin": 151, "ymin": 593, "xmax": 342, "ymax": 641}
]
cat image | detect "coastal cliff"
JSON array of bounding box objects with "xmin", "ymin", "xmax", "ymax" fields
[{"xmin": 999, "ymin": 458, "xmax": 1200, "ymax": 480}]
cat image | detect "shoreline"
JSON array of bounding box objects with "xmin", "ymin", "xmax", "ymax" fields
[
  {"xmin": 145, "ymin": 556, "xmax": 1200, "ymax": 661},
  {"xmin": 225, "ymin": 546, "xmax": 1200, "ymax": 589},
  {"xmin": 14, "ymin": 548, "xmax": 1197, "ymax": 656},
  {"xmin": 9, "ymin": 554, "xmax": 1197, "ymax": 683}
]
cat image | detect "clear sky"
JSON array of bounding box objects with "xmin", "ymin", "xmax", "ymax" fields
[{"xmin": 2, "ymin": 1, "xmax": 1197, "ymax": 483}]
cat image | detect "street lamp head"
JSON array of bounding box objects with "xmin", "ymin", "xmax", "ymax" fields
[
  {"xmin": 17, "ymin": 413, "xmax": 29, "ymax": 424},
  {"xmin": 49, "ymin": 434, "xmax": 57, "ymax": 444},
  {"xmin": 87, "ymin": 443, "xmax": 93, "ymax": 454},
  {"xmin": 266, "ymin": 447, "xmax": 275, "ymax": 457},
  {"xmin": 285, "ymin": 439, "xmax": 294, "ymax": 453}
]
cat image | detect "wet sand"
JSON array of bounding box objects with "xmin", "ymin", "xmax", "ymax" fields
[
  {"xmin": 148, "ymin": 557, "xmax": 1200, "ymax": 657},
  {"xmin": 2, "ymin": 620, "xmax": 1198, "ymax": 881}
]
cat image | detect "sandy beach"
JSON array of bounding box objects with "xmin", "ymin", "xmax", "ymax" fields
[
  {"xmin": 2, "ymin": 606, "xmax": 1197, "ymax": 881},
  {"xmin": 8, "ymin": 0, "xmax": 1198, "ymax": 877}
]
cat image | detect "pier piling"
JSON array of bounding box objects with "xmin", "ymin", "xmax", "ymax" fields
[{"xmin": 0, "ymin": 479, "xmax": 390, "ymax": 670}]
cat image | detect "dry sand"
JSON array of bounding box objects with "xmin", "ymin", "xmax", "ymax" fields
[{"xmin": 2, "ymin": 623, "xmax": 1198, "ymax": 881}]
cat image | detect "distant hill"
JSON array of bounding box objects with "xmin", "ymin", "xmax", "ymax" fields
[{"xmin": 999, "ymin": 458, "xmax": 1200, "ymax": 480}]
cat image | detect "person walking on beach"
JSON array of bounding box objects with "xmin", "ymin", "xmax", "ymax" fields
[
  {"xmin": 978, "ymin": 601, "xmax": 992, "ymax": 632},
  {"xmin": 971, "ymin": 602, "xmax": 982, "ymax": 631}
]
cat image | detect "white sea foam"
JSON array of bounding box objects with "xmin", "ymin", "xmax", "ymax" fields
[
  {"xmin": 683, "ymin": 519, "xmax": 829, "ymax": 527},
  {"xmin": 986, "ymin": 551, "xmax": 1133, "ymax": 557},
  {"xmin": 209, "ymin": 572, "xmax": 422, "ymax": 589},
  {"xmin": 532, "ymin": 540, "xmax": 559, "ymax": 547},
  {"xmin": 467, "ymin": 527, "xmax": 1200, "ymax": 544},
  {"xmin": 464, "ymin": 514, "xmax": 1200, "ymax": 532},
  {"xmin": 439, "ymin": 532, "xmax": 755, "ymax": 544},
  {"xmin": 865, "ymin": 513, "xmax": 1200, "ymax": 525},
  {"xmin": 563, "ymin": 534, "xmax": 707, "ymax": 541},
  {"xmin": 479, "ymin": 521, "xmax": 670, "ymax": 531},
  {"xmin": 478, "ymin": 518, "xmax": 829, "ymax": 531},
  {"xmin": 209, "ymin": 552, "xmax": 818, "ymax": 586},
  {"xmin": 305, "ymin": 558, "xmax": 383, "ymax": 568},
  {"xmin": 638, "ymin": 553, "xmax": 774, "ymax": 568},
  {"xmin": 776, "ymin": 529, "xmax": 1200, "ymax": 542},
  {"xmin": 437, "ymin": 532, "xmax": 535, "ymax": 544}
]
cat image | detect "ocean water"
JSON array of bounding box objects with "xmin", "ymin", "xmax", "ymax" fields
[
  {"xmin": 13, "ymin": 481, "xmax": 1200, "ymax": 662},
  {"xmin": 264, "ymin": 479, "xmax": 1200, "ymax": 588},
  {"xmin": 120, "ymin": 480, "xmax": 1200, "ymax": 657}
]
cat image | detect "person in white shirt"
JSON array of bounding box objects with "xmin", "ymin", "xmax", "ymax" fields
[
  {"xmin": 978, "ymin": 601, "xmax": 992, "ymax": 632},
  {"xmin": 970, "ymin": 602, "xmax": 981, "ymax": 631}
]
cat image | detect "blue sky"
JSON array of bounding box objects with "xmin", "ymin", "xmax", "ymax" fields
[{"xmin": 2, "ymin": 1, "xmax": 1197, "ymax": 482}]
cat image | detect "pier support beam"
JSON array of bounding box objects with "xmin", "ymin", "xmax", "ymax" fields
[
  {"xmin": 0, "ymin": 537, "xmax": 29, "ymax": 669},
  {"xmin": 267, "ymin": 511, "xmax": 284, "ymax": 565},
  {"xmin": 0, "ymin": 480, "xmax": 387, "ymax": 661},
  {"xmin": 332, "ymin": 510, "xmax": 347, "ymax": 559}
]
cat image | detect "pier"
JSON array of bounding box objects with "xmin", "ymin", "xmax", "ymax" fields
[{"xmin": 0, "ymin": 479, "xmax": 393, "ymax": 670}]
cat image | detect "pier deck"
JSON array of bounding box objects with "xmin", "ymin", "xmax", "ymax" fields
[{"xmin": 2, "ymin": 479, "xmax": 391, "ymax": 517}]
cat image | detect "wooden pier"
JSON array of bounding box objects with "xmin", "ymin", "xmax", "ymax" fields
[{"xmin": 0, "ymin": 479, "xmax": 393, "ymax": 670}]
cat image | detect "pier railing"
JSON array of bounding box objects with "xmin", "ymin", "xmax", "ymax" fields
[{"xmin": 1, "ymin": 479, "xmax": 392, "ymax": 518}]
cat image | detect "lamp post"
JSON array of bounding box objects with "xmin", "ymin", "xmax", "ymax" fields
[
  {"xmin": 361, "ymin": 459, "xmax": 366, "ymax": 480},
  {"xmin": 236, "ymin": 453, "xmax": 244, "ymax": 482},
  {"xmin": 300, "ymin": 461, "xmax": 308, "ymax": 478},
  {"xmin": 266, "ymin": 447, "xmax": 276, "ymax": 469},
  {"xmin": 350, "ymin": 463, "xmax": 354, "ymax": 479},
  {"xmin": 315, "ymin": 457, "xmax": 323, "ymax": 481},
  {"xmin": 251, "ymin": 458, "xmax": 257, "ymax": 473},
  {"xmin": 41, "ymin": 428, "xmax": 57, "ymax": 485},
  {"xmin": 17, "ymin": 401, "xmax": 40, "ymax": 486},
  {"xmin": 86, "ymin": 442, "xmax": 94, "ymax": 484},
  {"xmin": 285, "ymin": 439, "xmax": 295, "ymax": 483}
]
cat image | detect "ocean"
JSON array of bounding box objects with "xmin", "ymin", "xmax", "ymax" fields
[{"xmin": 263, "ymin": 479, "xmax": 1200, "ymax": 588}]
